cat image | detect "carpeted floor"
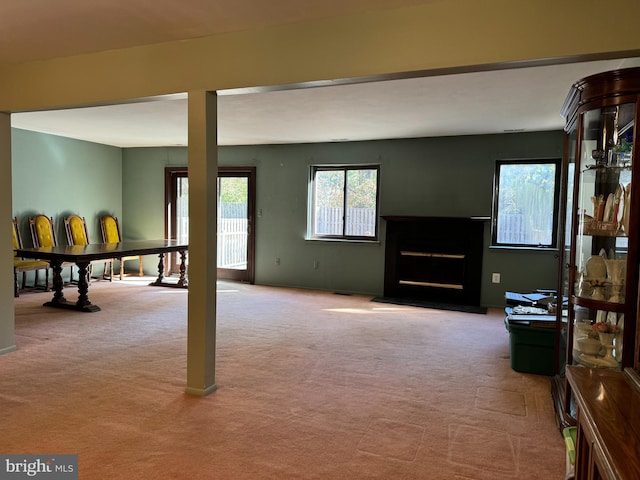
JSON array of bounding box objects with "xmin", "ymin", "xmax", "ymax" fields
[{"xmin": 2, "ymin": 278, "xmax": 565, "ymax": 479}]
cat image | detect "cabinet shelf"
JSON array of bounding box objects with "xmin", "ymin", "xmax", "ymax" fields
[
  {"xmin": 581, "ymin": 224, "xmax": 626, "ymax": 237},
  {"xmin": 582, "ymin": 164, "xmax": 633, "ymax": 172},
  {"xmin": 571, "ymin": 295, "xmax": 626, "ymax": 313}
]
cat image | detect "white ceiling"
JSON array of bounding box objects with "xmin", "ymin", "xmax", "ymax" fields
[
  {"xmin": 11, "ymin": 59, "xmax": 635, "ymax": 147},
  {"xmin": 3, "ymin": 0, "xmax": 638, "ymax": 147}
]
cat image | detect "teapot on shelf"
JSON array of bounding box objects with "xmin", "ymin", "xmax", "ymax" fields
[{"xmin": 585, "ymin": 252, "xmax": 607, "ymax": 281}]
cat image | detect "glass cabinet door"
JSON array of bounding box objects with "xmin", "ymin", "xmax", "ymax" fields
[
  {"xmin": 569, "ymin": 102, "xmax": 635, "ymax": 370},
  {"xmin": 556, "ymin": 128, "xmax": 576, "ymax": 377}
]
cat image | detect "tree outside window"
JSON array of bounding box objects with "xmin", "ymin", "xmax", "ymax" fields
[{"xmin": 492, "ymin": 159, "xmax": 561, "ymax": 248}]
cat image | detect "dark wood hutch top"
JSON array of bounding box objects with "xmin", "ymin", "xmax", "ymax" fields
[{"xmin": 561, "ymin": 67, "xmax": 640, "ymax": 132}]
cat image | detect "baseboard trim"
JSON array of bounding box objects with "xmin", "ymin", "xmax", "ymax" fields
[
  {"xmin": 0, "ymin": 344, "xmax": 17, "ymax": 356},
  {"xmin": 371, "ymin": 296, "xmax": 487, "ymax": 314},
  {"xmin": 184, "ymin": 384, "xmax": 218, "ymax": 397}
]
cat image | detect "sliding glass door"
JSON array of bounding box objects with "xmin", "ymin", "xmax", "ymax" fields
[
  {"xmin": 216, "ymin": 168, "xmax": 255, "ymax": 282},
  {"xmin": 165, "ymin": 166, "xmax": 256, "ymax": 283}
]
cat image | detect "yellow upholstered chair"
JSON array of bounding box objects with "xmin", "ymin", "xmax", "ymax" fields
[
  {"xmin": 13, "ymin": 217, "xmax": 49, "ymax": 297},
  {"xmin": 64, "ymin": 214, "xmax": 90, "ymax": 247},
  {"xmin": 100, "ymin": 214, "xmax": 144, "ymax": 280},
  {"xmin": 29, "ymin": 214, "xmax": 75, "ymax": 282},
  {"xmin": 64, "ymin": 214, "xmax": 98, "ymax": 282},
  {"xmin": 29, "ymin": 214, "xmax": 57, "ymax": 249}
]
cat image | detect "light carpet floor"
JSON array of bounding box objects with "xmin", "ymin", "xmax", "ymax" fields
[{"xmin": 2, "ymin": 278, "xmax": 565, "ymax": 479}]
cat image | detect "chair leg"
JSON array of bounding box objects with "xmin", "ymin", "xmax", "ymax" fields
[
  {"xmin": 14, "ymin": 270, "xmax": 19, "ymax": 298},
  {"xmin": 119, "ymin": 259, "xmax": 124, "ymax": 281},
  {"xmin": 36, "ymin": 269, "xmax": 49, "ymax": 290},
  {"xmin": 102, "ymin": 261, "xmax": 110, "ymax": 281},
  {"xmin": 139, "ymin": 256, "xmax": 144, "ymax": 276}
]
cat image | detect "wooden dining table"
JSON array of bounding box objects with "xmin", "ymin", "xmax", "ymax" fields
[{"xmin": 14, "ymin": 239, "xmax": 188, "ymax": 312}]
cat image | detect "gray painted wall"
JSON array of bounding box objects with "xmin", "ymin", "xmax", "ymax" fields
[
  {"xmin": 123, "ymin": 130, "xmax": 564, "ymax": 307},
  {"xmin": 10, "ymin": 128, "xmax": 562, "ymax": 307},
  {"xmin": 12, "ymin": 128, "xmax": 123, "ymax": 239},
  {"xmin": 11, "ymin": 128, "xmax": 123, "ymax": 279}
]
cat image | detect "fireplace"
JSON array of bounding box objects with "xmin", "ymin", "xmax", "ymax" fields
[{"xmin": 382, "ymin": 216, "xmax": 485, "ymax": 306}]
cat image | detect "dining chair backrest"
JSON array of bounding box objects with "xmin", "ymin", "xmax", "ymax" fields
[
  {"xmin": 12, "ymin": 217, "xmax": 27, "ymax": 256},
  {"xmin": 12, "ymin": 218, "xmax": 20, "ymax": 252},
  {"xmin": 29, "ymin": 214, "xmax": 57, "ymax": 248},
  {"xmin": 65, "ymin": 214, "xmax": 90, "ymax": 246},
  {"xmin": 100, "ymin": 215, "xmax": 122, "ymax": 243}
]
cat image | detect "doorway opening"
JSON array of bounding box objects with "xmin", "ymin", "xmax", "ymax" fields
[{"xmin": 165, "ymin": 166, "xmax": 256, "ymax": 283}]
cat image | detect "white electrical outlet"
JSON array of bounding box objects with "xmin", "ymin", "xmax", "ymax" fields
[{"xmin": 492, "ymin": 273, "xmax": 501, "ymax": 284}]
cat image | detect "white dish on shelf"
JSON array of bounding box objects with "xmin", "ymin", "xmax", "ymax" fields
[
  {"xmin": 603, "ymin": 193, "xmax": 615, "ymax": 222},
  {"xmin": 578, "ymin": 353, "xmax": 618, "ymax": 368},
  {"xmin": 577, "ymin": 337, "xmax": 602, "ymax": 355}
]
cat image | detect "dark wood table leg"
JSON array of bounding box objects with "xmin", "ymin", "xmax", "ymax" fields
[
  {"xmin": 44, "ymin": 261, "xmax": 67, "ymax": 306},
  {"xmin": 44, "ymin": 261, "xmax": 101, "ymax": 312},
  {"xmin": 176, "ymin": 250, "xmax": 188, "ymax": 287},
  {"xmin": 149, "ymin": 253, "xmax": 166, "ymax": 286},
  {"xmin": 75, "ymin": 262, "xmax": 100, "ymax": 312},
  {"xmin": 149, "ymin": 251, "xmax": 188, "ymax": 288}
]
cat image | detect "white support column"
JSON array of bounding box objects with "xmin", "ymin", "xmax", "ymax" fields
[
  {"xmin": 0, "ymin": 112, "xmax": 16, "ymax": 355},
  {"xmin": 185, "ymin": 91, "xmax": 217, "ymax": 395}
]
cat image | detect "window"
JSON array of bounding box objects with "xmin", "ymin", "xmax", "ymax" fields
[
  {"xmin": 309, "ymin": 165, "xmax": 380, "ymax": 240},
  {"xmin": 492, "ymin": 159, "xmax": 561, "ymax": 248}
]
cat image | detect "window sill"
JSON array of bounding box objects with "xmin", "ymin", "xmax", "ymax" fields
[
  {"xmin": 305, "ymin": 237, "xmax": 380, "ymax": 245},
  {"xmin": 489, "ymin": 245, "xmax": 558, "ymax": 253}
]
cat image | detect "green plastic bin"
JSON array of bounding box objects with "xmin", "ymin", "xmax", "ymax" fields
[{"xmin": 507, "ymin": 321, "xmax": 556, "ymax": 376}]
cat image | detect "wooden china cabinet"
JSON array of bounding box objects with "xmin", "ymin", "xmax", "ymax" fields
[{"xmin": 552, "ymin": 67, "xmax": 640, "ymax": 479}]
